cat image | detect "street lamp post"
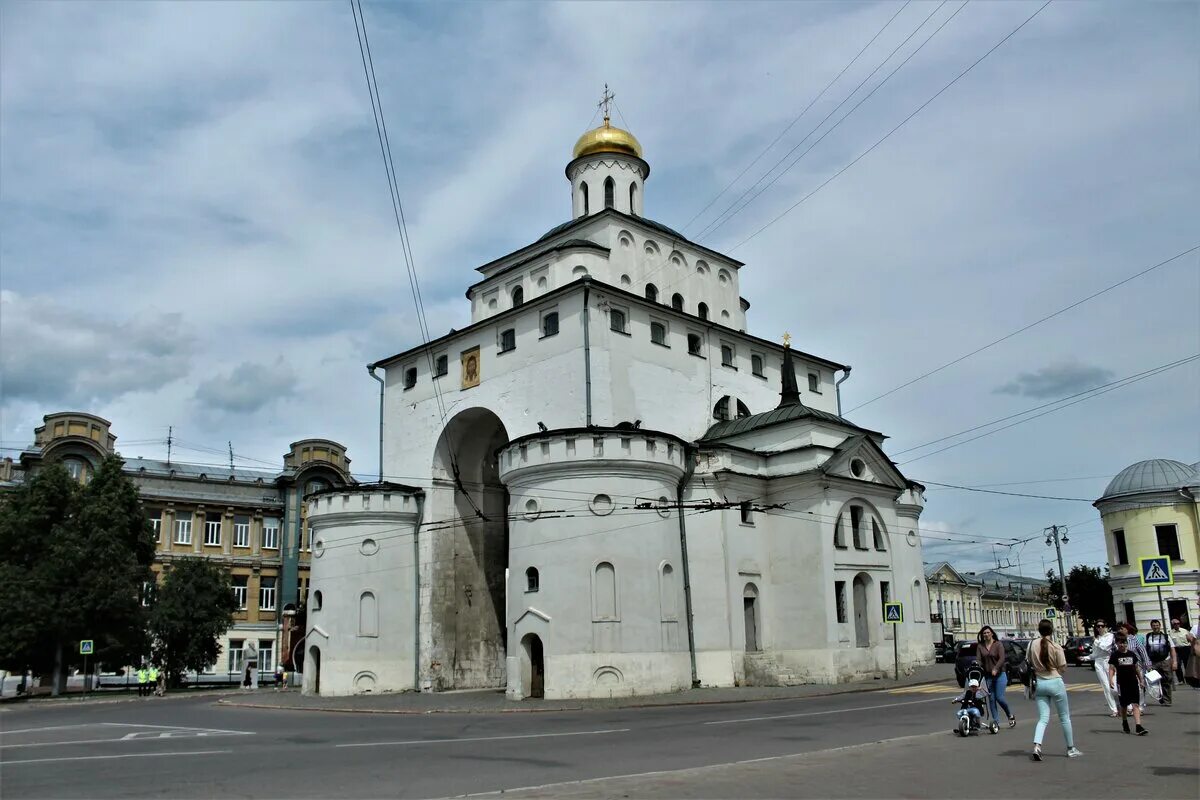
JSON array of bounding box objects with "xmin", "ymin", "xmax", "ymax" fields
[{"xmin": 1045, "ymin": 525, "xmax": 1072, "ymax": 637}]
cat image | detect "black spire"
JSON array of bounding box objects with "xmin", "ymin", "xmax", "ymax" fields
[{"xmin": 779, "ymin": 341, "xmax": 803, "ymax": 408}]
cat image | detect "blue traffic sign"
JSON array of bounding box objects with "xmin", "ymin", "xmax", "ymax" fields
[
  {"xmin": 79, "ymin": 640, "xmax": 94, "ymax": 655},
  {"xmin": 1139, "ymin": 556, "xmax": 1173, "ymax": 587},
  {"xmin": 884, "ymin": 602, "xmax": 903, "ymax": 624}
]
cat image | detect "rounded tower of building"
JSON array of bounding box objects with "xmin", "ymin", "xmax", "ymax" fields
[
  {"xmin": 567, "ymin": 88, "xmax": 648, "ymax": 218},
  {"xmin": 303, "ymin": 484, "xmax": 423, "ymax": 696},
  {"xmin": 499, "ymin": 427, "xmax": 690, "ymax": 699}
]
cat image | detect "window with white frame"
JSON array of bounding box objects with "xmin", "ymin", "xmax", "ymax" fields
[
  {"xmin": 233, "ymin": 515, "xmax": 250, "ymax": 548},
  {"xmin": 257, "ymin": 640, "xmax": 275, "ymax": 674},
  {"xmin": 141, "ymin": 580, "xmax": 154, "ymax": 607},
  {"xmin": 262, "ymin": 518, "xmax": 280, "ymax": 550},
  {"xmin": 148, "ymin": 513, "xmax": 162, "ymax": 542},
  {"xmin": 259, "ymin": 576, "xmax": 277, "ymax": 611},
  {"xmin": 227, "ymin": 639, "xmax": 244, "ymax": 675},
  {"xmin": 232, "ymin": 576, "xmax": 248, "ymax": 610},
  {"xmin": 203, "ymin": 515, "xmax": 222, "ymax": 546},
  {"xmin": 174, "ymin": 512, "xmax": 193, "ymax": 545}
]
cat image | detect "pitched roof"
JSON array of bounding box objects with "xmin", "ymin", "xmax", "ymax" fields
[{"xmin": 699, "ymin": 403, "xmax": 876, "ymax": 442}]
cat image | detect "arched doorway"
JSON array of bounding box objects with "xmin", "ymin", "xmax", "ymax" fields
[
  {"xmin": 430, "ymin": 408, "xmax": 509, "ymax": 689},
  {"xmin": 520, "ymin": 633, "xmax": 545, "ymax": 699},
  {"xmin": 853, "ymin": 574, "xmax": 871, "ymax": 648},
  {"xmin": 743, "ymin": 583, "xmax": 760, "ymax": 652},
  {"xmin": 308, "ymin": 645, "xmax": 321, "ymax": 695}
]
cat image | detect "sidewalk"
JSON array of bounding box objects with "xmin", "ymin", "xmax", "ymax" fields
[
  {"xmin": 218, "ymin": 663, "xmax": 956, "ymax": 714},
  {"xmin": 473, "ymin": 690, "xmax": 1200, "ymax": 799}
]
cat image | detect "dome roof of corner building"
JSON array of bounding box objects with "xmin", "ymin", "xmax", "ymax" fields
[{"xmin": 1100, "ymin": 459, "xmax": 1199, "ymax": 500}]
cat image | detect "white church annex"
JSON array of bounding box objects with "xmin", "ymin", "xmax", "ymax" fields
[{"xmin": 303, "ymin": 101, "xmax": 934, "ymax": 698}]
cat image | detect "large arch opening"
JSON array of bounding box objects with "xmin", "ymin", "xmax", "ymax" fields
[{"xmin": 430, "ymin": 408, "xmax": 510, "ymax": 689}]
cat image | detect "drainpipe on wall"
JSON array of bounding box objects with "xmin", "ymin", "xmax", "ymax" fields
[
  {"xmin": 367, "ymin": 365, "xmax": 385, "ymax": 482},
  {"xmin": 413, "ymin": 492, "xmax": 424, "ymax": 692},
  {"xmin": 835, "ymin": 366, "xmax": 852, "ymax": 417},
  {"xmin": 676, "ymin": 445, "xmax": 700, "ymax": 687},
  {"xmin": 582, "ymin": 282, "xmax": 593, "ymax": 426}
]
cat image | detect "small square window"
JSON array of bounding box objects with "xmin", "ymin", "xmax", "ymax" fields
[
  {"xmin": 1155, "ymin": 524, "xmax": 1181, "ymax": 560},
  {"xmin": 542, "ymin": 312, "xmax": 559, "ymax": 338},
  {"xmin": 721, "ymin": 344, "xmax": 735, "ymax": 367},
  {"xmin": 434, "ymin": 355, "xmax": 448, "ymax": 377},
  {"xmin": 650, "ymin": 321, "xmax": 668, "ymax": 346},
  {"xmin": 687, "ymin": 333, "xmax": 703, "ymax": 356},
  {"xmin": 751, "ymin": 354, "xmax": 764, "ymax": 377},
  {"xmin": 499, "ymin": 328, "xmax": 516, "ymax": 353},
  {"xmin": 740, "ymin": 501, "xmax": 754, "ymax": 525},
  {"xmin": 610, "ymin": 309, "xmax": 628, "ymax": 334},
  {"xmin": 808, "ymin": 372, "xmax": 821, "ymax": 393},
  {"xmin": 403, "ymin": 367, "xmax": 417, "ymax": 390}
]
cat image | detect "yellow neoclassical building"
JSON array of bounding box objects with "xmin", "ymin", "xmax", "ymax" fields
[{"xmin": 1095, "ymin": 459, "xmax": 1200, "ymax": 629}]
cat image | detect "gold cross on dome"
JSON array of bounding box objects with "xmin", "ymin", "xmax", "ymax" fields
[
  {"xmin": 783, "ymin": 332, "xmax": 792, "ymax": 348},
  {"xmin": 598, "ymin": 84, "xmax": 615, "ymax": 125}
]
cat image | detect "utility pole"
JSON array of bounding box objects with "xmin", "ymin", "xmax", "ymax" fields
[
  {"xmin": 937, "ymin": 575, "xmax": 945, "ymax": 645},
  {"xmin": 1045, "ymin": 525, "xmax": 1072, "ymax": 637}
]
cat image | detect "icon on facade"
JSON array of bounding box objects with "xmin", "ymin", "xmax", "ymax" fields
[{"xmin": 461, "ymin": 347, "xmax": 481, "ymax": 390}]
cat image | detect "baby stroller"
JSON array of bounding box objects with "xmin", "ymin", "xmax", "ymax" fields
[{"xmin": 954, "ymin": 664, "xmax": 999, "ymax": 736}]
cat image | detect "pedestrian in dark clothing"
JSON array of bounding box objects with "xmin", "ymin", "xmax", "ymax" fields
[{"xmin": 1109, "ymin": 632, "xmax": 1147, "ymax": 735}]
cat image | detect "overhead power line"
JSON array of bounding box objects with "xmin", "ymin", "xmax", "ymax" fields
[
  {"xmin": 847, "ymin": 244, "xmax": 1200, "ymax": 414},
  {"xmin": 682, "ymin": 0, "xmax": 913, "ymax": 234},
  {"xmin": 730, "ymin": 0, "xmax": 1052, "ymax": 251},
  {"xmin": 699, "ymin": 0, "xmax": 965, "ymax": 242},
  {"xmin": 897, "ymin": 354, "xmax": 1199, "ymax": 465},
  {"xmin": 913, "ymin": 480, "xmax": 1092, "ymax": 502}
]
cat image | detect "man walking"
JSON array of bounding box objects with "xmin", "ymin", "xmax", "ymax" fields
[
  {"xmin": 1145, "ymin": 620, "xmax": 1176, "ymax": 706},
  {"xmin": 1168, "ymin": 618, "xmax": 1190, "ymax": 683}
]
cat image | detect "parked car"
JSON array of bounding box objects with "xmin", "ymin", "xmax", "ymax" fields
[
  {"xmin": 1064, "ymin": 636, "xmax": 1095, "ymax": 665},
  {"xmin": 954, "ymin": 639, "xmax": 1027, "ymax": 687},
  {"xmin": 934, "ymin": 634, "xmax": 956, "ymax": 663}
]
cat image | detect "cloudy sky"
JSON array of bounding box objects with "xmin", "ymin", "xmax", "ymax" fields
[{"xmin": 2, "ymin": 1, "xmax": 1197, "ymax": 576}]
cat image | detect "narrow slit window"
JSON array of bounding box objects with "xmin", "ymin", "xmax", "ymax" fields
[{"xmin": 604, "ymin": 177, "xmax": 615, "ymax": 209}]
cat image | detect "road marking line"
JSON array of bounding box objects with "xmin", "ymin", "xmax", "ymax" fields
[
  {"xmin": 1, "ymin": 731, "xmax": 253, "ymax": 749},
  {"xmin": 336, "ymin": 727, "xmax": 631, "ymax": 749},
  {"xmin": 0, "ymin": 750, "xmax": 231, "ymax": 767},
  {"xmin": 446, "ymin": 730, "xmax": 948, "ymax": 799},
  {"xmin": 0, "ymin": 724, "xmax": 101, "ymax": 736},
  {"xmin": 704, "ymin": 697, "xmax": 944, "ymax": 725},
  {"xmin": 99, "ymin": 722, "xmax": 251, "ymax": 735}
]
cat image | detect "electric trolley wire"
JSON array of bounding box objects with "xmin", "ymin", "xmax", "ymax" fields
[
  {"xmin": 891, "ymin": 355, "xmax": 1200, "ymax": 459},
  {"xmin": 846, "ymin": 244, "xmax": 1200, "ymax": 415},
  {"xmin": 697, "ymin": 0, "xmax": 962, "ymax": 242},
  {"xmin": 682, "ymin": 0, "xmax": 913, "ymax": 234},
  {"xmin": 911, "ymin": 481, "xmax": 1092, "ymax": 502},
  {"xmin": 897, "ymin": 354, "xmax": 1199, "ymax": 465},
  {"xmin": 729, "ymin": 0, "xmax": 1052, "ymax": 252}
]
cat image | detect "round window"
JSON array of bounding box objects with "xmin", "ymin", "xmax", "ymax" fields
[
  {"xmin": 589, "ymin": 494, "xmax": 614, "ymax": 516},
  {"xmin": 906, "ymin": 530, "xmax": 919, "ymax": 548},
  {"xmin": 360, "ymin": 538, "xmax": 380, "ymax": 556},
  {"xmin": 656, "ymin": 497, "xmax": 672, "ymax": 518},
  {"xmin": 850, "ymin": 458, "xmax": 866, "ymax": 478},
  {"xmin": 524, "ymin": 497, "xmax": 540, "ymax": 521},
  {"xmin": 313, "ymin": 538, "xmax": 326, "ymax": 557}
]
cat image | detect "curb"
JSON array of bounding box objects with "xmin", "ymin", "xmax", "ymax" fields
[
  {"xmin": 214, "ymin": 677, "xmax": 950, "ymax": 716},
  {"xmin": 1, "ymin": 688, "xmax": 243, "ymax": 711}
]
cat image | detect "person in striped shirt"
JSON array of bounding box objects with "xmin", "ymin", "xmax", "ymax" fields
[{"xmin": 1118, "ymin": 622, "xmax": 1152, "ymax": 711}]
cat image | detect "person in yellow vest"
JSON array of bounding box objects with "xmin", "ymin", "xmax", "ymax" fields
[
  {"xmin": 136, "ymin": 665, "xmax": 149, "ymax": 697},
  {"xmin": 149, "ymin": 664, "xmax": 162, "ymax": 696}
]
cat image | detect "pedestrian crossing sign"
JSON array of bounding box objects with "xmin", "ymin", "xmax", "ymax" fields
[
  {"xmin": 1139, "ymin": 556, "xmax": 1173, "ymax": 587},
  {"xmin": 1044, "ymin": 607, "xmax": 1056, "ymax": 619},
  {"xmin": 884, "ymin": 602, "xmax": 903, "ymax": 623},
  {"xmin": 79, "ymin": 640, "xmax": 93, "ymax": 655}
]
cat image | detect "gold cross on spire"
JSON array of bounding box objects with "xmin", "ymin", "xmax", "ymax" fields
[
  {"xmin": 783, "ymin": 332, "xmax": 792, "ymax": 348},
  {"xmin": 598, "ymin": 84, "xmax": 615, "ymax": 126}
]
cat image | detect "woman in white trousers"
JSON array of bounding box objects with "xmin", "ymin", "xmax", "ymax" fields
[{"xmin": 1092, "ymin": 621, "xmax": 1118, "ymax": 715}]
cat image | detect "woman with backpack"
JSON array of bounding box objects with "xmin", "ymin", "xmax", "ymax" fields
[{"xmin": 1027, "ymin": 618, "xmax": 1082, "ymax": 761}]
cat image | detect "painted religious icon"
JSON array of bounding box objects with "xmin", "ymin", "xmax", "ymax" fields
[{"xmin": 461, "ymin": 346, "xmax": 480, "ymax": 389}]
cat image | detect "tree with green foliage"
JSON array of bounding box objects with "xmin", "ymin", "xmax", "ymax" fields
[
  {"xmin": 0, "ymin": 457, "xmax": 155, "ymax": 694},
  {"xmin": 1046, "ymin": 565, "xmax": 1115, "ymax": 631},
  {"xmin": 148, "ymin": 558, "xmax": 236, "ymax": 687}
]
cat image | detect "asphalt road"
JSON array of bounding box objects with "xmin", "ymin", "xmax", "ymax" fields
[{"xmin": 2, "ymin": 679, "xmax": 1196, "ymax": 799}]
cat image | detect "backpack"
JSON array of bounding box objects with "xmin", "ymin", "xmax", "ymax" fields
[{"xmin": 1146, "ymin": 632, "xmax": 1172, "ymax": 662}]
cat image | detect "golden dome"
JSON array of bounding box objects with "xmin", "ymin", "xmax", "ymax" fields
[{"xmin": 573, "ymin": 121, "xmax": 643, "ymax": 160}]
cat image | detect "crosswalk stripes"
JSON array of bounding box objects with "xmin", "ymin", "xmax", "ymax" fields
[{"xmin": 890, "ymin": 683, "xmax": 1102, "ymax": 695}]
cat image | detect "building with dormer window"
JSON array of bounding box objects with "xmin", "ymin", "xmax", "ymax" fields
[{"xmin": 303, "ymin": 102, "xmax": 935, "ymax": 698}]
